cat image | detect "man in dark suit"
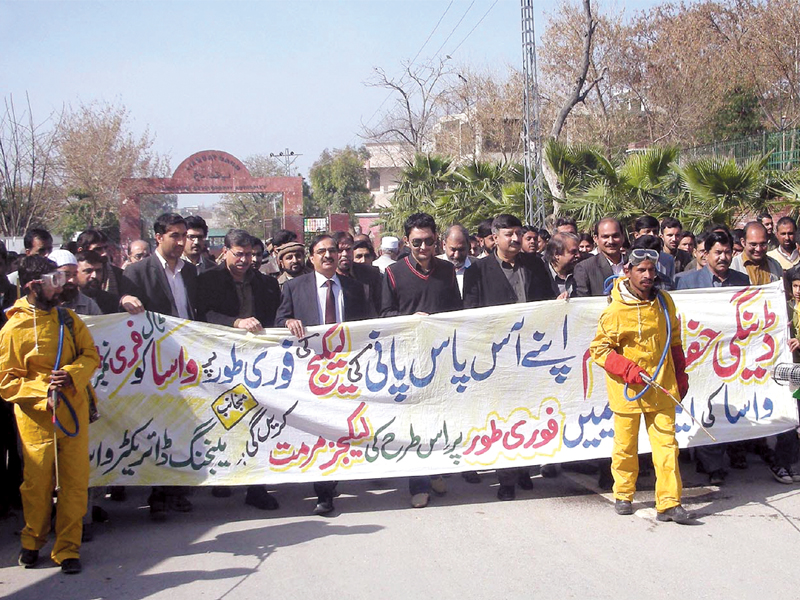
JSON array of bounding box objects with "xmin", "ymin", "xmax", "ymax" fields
[
  {"xmin": 676, "ymin": 230, "xmax": 752, "ymax": 485},
  {"xmin": 463, "ymin": 214, "xmax": 556, "ymax": 500},
  {"xmin": 275, "ymin": 233, "xmax": 373, "ymax": 515},
  {"xmin": 333, "ymin": 231, "xmax": 383, "ymax": 315},
  {"xmin": 124, "ymin": 213, "xmax": 198, "ymax": 321},
  {"xmin": 571, "ymin": 217, "xmax": 626, "ymax": 490},
  {"xmin": 197, "ymin": 229, "xmax": 281, "ymax": 332},
  {"xmin": 197, "ymin": 228, "xmax": 283, "ymax": 510},
  {"xmin": 573, "ymin": 217, "xmax": 626, "ymax": 298},
  {"xmin": 122, "ymin": 213, "xmax": 198, "ymax": 518}
]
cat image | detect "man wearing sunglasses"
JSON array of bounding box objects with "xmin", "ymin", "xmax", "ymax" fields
[
  {"xmin": 0, "ymin": 255, "xmax": 100, "ymax": 573},
  {"xmin": 589, "ymin": 248, "xmax": 695, "ymax": 524},
  {"xmin": 381, "ymin": 212, "xmax": 462, "ymax": 508}
]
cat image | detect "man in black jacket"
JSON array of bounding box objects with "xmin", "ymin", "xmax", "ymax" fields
[
  {"xmin": 123, "ymin": 213, "xmax": 198, "ymax": 518},
  {"xmin": 276, "ymin": 234, "xmax": 373, "ymax": 515},
  {"xmin": 573, "ymin": 217, "xmax": 626, "ymax": 298},
  {"xmin": 381, "ymin": 213, "xmax": 462, "ymax": 508},
  {"xmin": 463, "ymin": 214, "xmax": 556, "ymax": 500},
  {"xmin": 197, "ymin": 229, "xmax": 283, "ymax": 510}
]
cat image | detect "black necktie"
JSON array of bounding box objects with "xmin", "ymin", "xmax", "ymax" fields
[{"xmin": 325, "ymin": 280, "xmax": 336, "ymax": 324}]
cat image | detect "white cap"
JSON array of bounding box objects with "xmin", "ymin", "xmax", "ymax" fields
[
  {"xmin": 49, "ymin": 249, "xmax": 77, "ymax": 267},
  {"xmin": 381, "ymin": 236, "xmax": 399, "ymax": 250}
]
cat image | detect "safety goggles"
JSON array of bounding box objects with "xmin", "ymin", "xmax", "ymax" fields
[
  {"xmin": 627, "ymin": 248, "xmax": 659, "ymax": 266},
  {"xmin": 40, "ymin": 271, "xmax": 68, "ymax": 288}
]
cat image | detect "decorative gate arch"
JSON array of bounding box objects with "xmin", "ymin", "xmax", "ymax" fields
[{"xmin": 119, "ymin": 150, "xmax": 303, "ymax": 245}]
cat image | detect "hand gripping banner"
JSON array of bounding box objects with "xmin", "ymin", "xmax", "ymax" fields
[{"xmin": 85, "ymin": 281, "xmax": 798, "ymax": 486}]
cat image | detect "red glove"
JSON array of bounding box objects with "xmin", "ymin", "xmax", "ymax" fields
[
  {"xmin": 671, "ymin": 345, "xmax": 689, "ymax": 399},
  {"xmin": 604, "ymin": 351, "xmax": 649, "ymax": 385}
]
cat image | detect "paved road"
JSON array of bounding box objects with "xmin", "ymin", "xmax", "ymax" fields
[{"xmin": 2, "ymin": 461, "xmax": 799, "ymax": 600}]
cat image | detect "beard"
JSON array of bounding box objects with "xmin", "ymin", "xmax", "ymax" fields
[
  {"xmin": 31, "ymin": 284, "xmax": 61, "ymax": 310},
  {"xmin": 60, "ymin": 283, "xmax": 79, "ymax": 303}
]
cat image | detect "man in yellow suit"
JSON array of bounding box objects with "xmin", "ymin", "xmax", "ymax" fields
[
  {"xmin": 0, "ymin": 255, "xmax": 100, "ymax": 573},
  {"xmin": 589, "ymin": 247, "xmax": 696, "ymax": 524}
]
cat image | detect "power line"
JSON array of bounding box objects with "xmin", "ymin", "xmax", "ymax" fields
[
  {"xmin": 426, "ymin": 0, "xmax": 475, "ymax": 64},
  {"xmin": 448, "ymin": 0, "xmax": 499, "ymax": 58},
  {"xmin": 358, "ymin": 1, "xmax": 457, "ymax": 137}
]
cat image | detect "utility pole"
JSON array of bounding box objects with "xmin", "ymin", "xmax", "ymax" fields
[
  {"xmin": 521, "ymin": 0, "xmax": 546, "ymax": 227},
  {"xmin": 269, "ymin": 148, "xmax": 302, "ymax": 176}
]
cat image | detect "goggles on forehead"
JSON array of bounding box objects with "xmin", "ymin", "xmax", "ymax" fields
[
  {"xmin": 40, "ymin": 271, "xmax": 68, "ymax": 288},
  {"xmin": 628, "ymin": 248, "xmax": 659, "ymax": 266}
]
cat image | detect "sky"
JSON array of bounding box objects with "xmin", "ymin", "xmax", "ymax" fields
[{"xmin": 1, "ymin": 0, "xmax": 663, "ymax": 208}]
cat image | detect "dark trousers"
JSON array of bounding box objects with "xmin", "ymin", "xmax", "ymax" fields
[
  {"xmin": 0, "ymin": 401, "xmax": 23, "ymax": 510},
  {"xmin": 314, "ymin": 481, "xmax": 337, "ymax": 501},
  {"xmin": 408, "ymin": 476, "xmax": 431, "ymax": 495},
  {"xmin": 497, "ymin": 467, "xmax": 529, "ymax": 487}
]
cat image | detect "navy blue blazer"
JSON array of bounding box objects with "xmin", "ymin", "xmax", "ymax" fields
[{"xmin": 275, "ymin": 271, "xmax": 374, "ymax": 327}]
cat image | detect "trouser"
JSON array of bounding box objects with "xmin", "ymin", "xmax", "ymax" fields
[
  {"xmin": 0, "ymin": 401, "xmax": 23, "ymax": 509},
  {"xmin": 695, "ymin": 444, "xmax": 727, "ymax": 473},
  {"xmin": 612, "ymin": 408, "xmax": 682, "ymax": 512},
  {"xmin": 775, "ymin": 431, "xmax": 800, "ymax": 469},
  {"xmin": 497, "ymin": 467, "xmax": 530, "ymax": 487},
  {"xmin": 314, "ymin": 480, "xmax": 337, "ymax": 501},
  {"xmin": 408, "ymin": 476, "xmax": 431, "ymax": 495},
  {"xmin": 17, "ymin": 410, "xmax": 89, "ymax": 564}
]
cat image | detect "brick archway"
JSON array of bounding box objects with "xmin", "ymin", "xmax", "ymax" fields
[{"xmin": 119, "ymin": 150, "xmax": 303, "ymax": 245}]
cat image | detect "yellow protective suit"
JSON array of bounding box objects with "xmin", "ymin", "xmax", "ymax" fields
[
  {"xmin": 0, "ymin": 298, "xmax": 99, "ymax": 564},
  {"xmin": 589, "ymin": 278, "xmax": 683, "ymax": 512}
]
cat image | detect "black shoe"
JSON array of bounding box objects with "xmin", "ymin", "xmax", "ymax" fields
[
  {"xmin": 497, "ymin": 485, "xmax": 516, "ymax": 501},
  {"xmin": 148, "ymin": 491, "xmax": 167, "ymax": 520},
  {"xmin": 245, "ymin": 486, "xmax": 279, "ymax": 510},
  {"xmin": 614, "ymin": 500, "xmax": 633, "ymax": 515},
  {"xmin": 462, "ymin": 471, "xmax": 481, "ymax": 484},
  {"xmin": 18, "ymin": 548, "xmax": 38, "ymax": 568},
  {"xmin": 656, "ymin": 505, "xmax": 697, "ymax": 524},
  {"xmin": 598, "ymin": 468, "xmax": 614, "ymax": 491},
  {"xmin": 708, "ymin": 470, "xmax": 726, "ymax": 486},
  {"xmin": 109, "ymin": 486, "xmax": 127, "ymax": 502},
  {"xmin": 81, "ymin": 523, "xmax": 94, "ymax": 543},
  {"xmin": 61, "ymin": 558, "xmax": 82, "ymax": 574},
  {"xmin": 313, "ymin": 498, "xmax": 334, "ymax": 516},
  {"xmin": 211, "ymin": 486, "xmax": 232, "ymax": 498},
  {"xmin": 517, "ymin": 472, "xmax": 534, "ymax": 490},
  {"xmin": 91, "ymin": 505, "xmax": 109, "ymax": 523},
  {"xmin": 167, "ymin": 494, "xmax": 193, "ymax": 513},
  {"xmin": 540, "ymin": 464, "xmax": 558, "ymax": 478}
]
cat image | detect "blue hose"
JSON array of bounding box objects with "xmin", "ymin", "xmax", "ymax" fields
[
  {"xmin": 52, "ymin": 310, "xmax": 79, "ymax": 437},
  {"xmin": 604, "ymin": 275, "xmax": 671, "ymax": 402}
]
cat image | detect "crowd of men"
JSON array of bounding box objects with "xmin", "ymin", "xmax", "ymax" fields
[{"xmin": 1, "ymin": 208, "xmax": 799, "ymax": 573}]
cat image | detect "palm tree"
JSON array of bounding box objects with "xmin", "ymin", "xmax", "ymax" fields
[{"xmin": 673, "ymin": 155, "xmax": 769, "ymax": 229}]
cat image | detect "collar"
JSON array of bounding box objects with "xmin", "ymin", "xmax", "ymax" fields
[
  {"xmin": 778, "ymin": 246, "xmax": 799, "ymax": 261},
  {"xmin": 155, "ymin": 249, "xmax": 184, "ymax": 273},
  {"xmin": 314, "ymin": 271, "xmax": 341, "ymax": 288},
  {"xmin": 742, "ymin": 255, "xmax": 766, "ymax": 267},
  {"xmin": 494, "ymin": 250, "xmax": 519, "ymax": 269},
  {"xmin": 603, "ymin": 253, "xmax": 624, "ymax": 267},
  {"xmin": 548, "ymin": 262, "xmax": 571, "ymax": 282},
  {"xmin": 409, "ymin": 255, "xmax": 434, "ymax": 275}
]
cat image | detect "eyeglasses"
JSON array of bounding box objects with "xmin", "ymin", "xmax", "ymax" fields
[
  {"xmin": 628, "ymin": 248, "xmax": 659, "ymax": 265},
  {"xmin": 314, "ymin": 247, "xmax": 339, "ymax": 256},
  {"xmin": 41, "ymin": 271, "xmax": 68, "ymax": 288},
  {"xmin": 230, "ymin": 251, "xmax": 253, "ymax": 260},
  {"xmin": 410, "ymin": 237, "xmax": 436, "ymax": 248}
]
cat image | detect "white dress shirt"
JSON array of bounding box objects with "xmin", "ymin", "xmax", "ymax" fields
[
  {"xmin": 314, "ymin": 271, "xmax": 344, "ymax": 324},
  {"xmin": 437, "ymin": 253, "xmax": 472, "ymax": 297},
  {"xmin": 155, "ymin": 249, "xmax": 191, "ymax": 319}
]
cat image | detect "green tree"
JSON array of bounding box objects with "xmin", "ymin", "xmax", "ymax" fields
[
  {"xmin": 218, "ymin": 154, "xmax": 284, "ymax": 237},
  {"xmin": 308, "ymin": 146, "xmax": 373, "ymax": 222}
]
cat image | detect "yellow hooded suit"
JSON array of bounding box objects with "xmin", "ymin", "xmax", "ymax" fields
[
  {"xmin": 0, "ymin": 298, "xmax": 99, "ymax": 564},
  {"xmin": 589, "ymin": 278, "xmax": 686, "ymax": 512}
]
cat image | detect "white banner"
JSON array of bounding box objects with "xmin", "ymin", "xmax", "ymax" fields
[{"xmin": 85, "ymin": 281, "xmax": 798, "ymax": 487}]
